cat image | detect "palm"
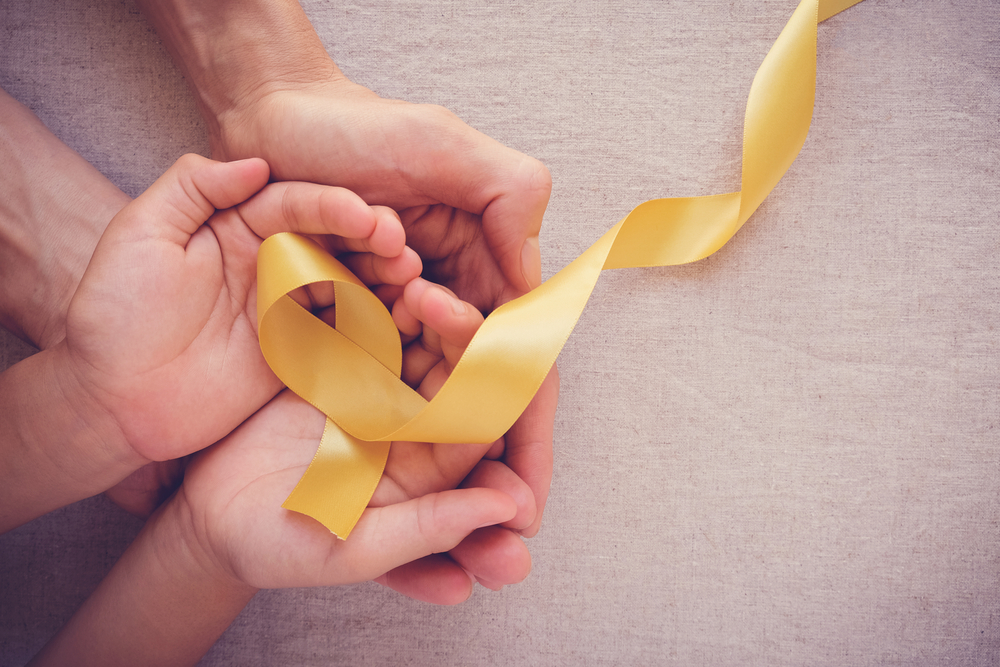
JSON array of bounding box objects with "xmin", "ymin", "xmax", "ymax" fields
[
  {"xmin": 182, "ymin": 390, "xmax": 496, "ymax": 589},
  {"xmin": 397, "ymin": 204, "xmax": 522, "ymax": 313},
  {"xmin": 218, "ymin": 82, "xmax": 550, "ymax": 310},
  {"xmin": 180, "ymin": 280, "xmax": 523, "ymax": 593},
  {"xmin": 66, "ymin": 205, "xmax": 275, "ymax": 463},
  {"xmin": 181, "ymin": 391, "xmax": 336, "ymax": 588}
]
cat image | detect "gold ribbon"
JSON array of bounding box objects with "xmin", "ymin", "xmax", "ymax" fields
[{"xmin": 257, "ymin": 0, "xmax": 866, "ymax": 538}]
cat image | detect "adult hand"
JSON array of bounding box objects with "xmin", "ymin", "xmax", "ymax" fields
[{"xmin": 216, "ymin": 81, "xmax": 551, "ymax": 308}]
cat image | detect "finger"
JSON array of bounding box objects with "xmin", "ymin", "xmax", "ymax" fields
[
  {"xmin": 237, "ymin": 182, "xmax": 405, "ymax": 257},
  {"xmin": 367, "ymin": 205, "xmax": 407, "ymax": 258},
  {"xmin": 395, "ymin": 292, "xmax": 445, "ymax": 389},
  {"xmin": 481, "ymin": 167, "xmax": 549, "ymax": 293},
  {"xmin": 403, "ymin": 277, "xmax": 484, "ymax": 369},
  {"xmin": 392, "ymin": 294, "xmax": 423, "ymax": 340},
  {"xmin": 116, "ymin": 154, "xmax": 269, "ymax": 244},
  {"xmin": 305, "ymin": 281, "xmax": 336, "ymax": 311},
  {"xmin": 378, "ymin": 439, "xmax": 494, "ymax": 505},
  {"xmin": 397, "ymin": 277, "xmax": 485, "ymax": 395},
  {"xmin": 374, "ymin": 554, "xmax": 474, "ymax": 605},
  {"xmin": 285, "ymin": 281, "xmax": 335, "ymax": 314},
  {"xmin": 461, "ymin": 460, "xmax": 536, "ymax": 531},
  {"xmin": 317, "ymin": 206, "xmax": 408, "ymax": 258},
  {"xmin": 325, "ymin": 488, "xmax": 516, "ymax": 585},
  {"xmin": 397, "ymin": 325, "xmax": 442, "ymax": 390},
  {"xmin": 484, "ymin": 436, "xmax": 505, "ymax": 460},
  {"xmin": 399, "ymin": 339, "xmax": 441, "ymax": 390},
  {"xmin": 285, "ymin": 247, "xmax": 421, "ymax": 315},
  {"xmin": 103, "ymin": 457, "xmax": 189, "ymax": 520},
  {"xmin": 448, "ymin": 526, "xmax": 532, "ymax": 589},
  {"xmin": 504, "ymin": 366, "xmax": 559, "ymax": 538},
  {"xmin": 339, "ymin": 246, "xmax": 423, "ymax": 287}
]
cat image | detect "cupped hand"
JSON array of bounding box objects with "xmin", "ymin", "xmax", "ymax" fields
[
  {"xmin": 215, "ymin": 80, "xmax": 550, "ymax": 304},
  {"xmin": 175, "ymin": 278, "xmax": 535, "ymax": 603},
  {"xmin": 61, "ymin": 154, "xmax": 420, "ymax": 465},
  {"xmin": 214, "ymin": 75, "xmax": 558, "ymax": 537}
]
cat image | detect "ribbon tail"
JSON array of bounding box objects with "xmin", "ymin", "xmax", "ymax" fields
[{"xmin": 281, "ymin": 417, "xmax": 389, "ymax": 539}]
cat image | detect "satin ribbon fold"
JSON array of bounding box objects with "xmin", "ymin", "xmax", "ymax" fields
[{"xmin": 257, "ymin": 0, "xmax": 865, "ymax": 538}]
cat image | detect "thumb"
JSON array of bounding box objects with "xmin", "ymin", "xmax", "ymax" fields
[
  {"xmin": 321, "ymin": 488, "xmax": 517, "ymax": 585},
  {"xmin": 112, "ymin": 154, "xmax": 269, "ymax": 244}
]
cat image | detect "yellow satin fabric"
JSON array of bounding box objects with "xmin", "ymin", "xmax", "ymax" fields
[{"xmin": 257, "ymin": 0, "xmax": 865, "ymax": 538}]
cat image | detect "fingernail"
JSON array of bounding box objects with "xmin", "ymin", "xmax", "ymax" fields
[
  {"xmin": 520, "ymin": 236, "xmax": 541, "ymax": 289},
  {"xmin": 477, "ymin": 578, "xmax": 504, "ymax": 592}
]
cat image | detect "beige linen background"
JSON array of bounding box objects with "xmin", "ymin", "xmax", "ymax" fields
[{"xmin": 1, "ymin": 0, "xmax": 998, "ymax": 664}]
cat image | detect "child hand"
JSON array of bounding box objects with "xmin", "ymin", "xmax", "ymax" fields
[{"xmin": 170, "ymin": 278, "xmax": 533, "ymax": 601}]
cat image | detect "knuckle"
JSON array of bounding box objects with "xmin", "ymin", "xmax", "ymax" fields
[
  {"xmin": 175, "ymin": 152, "xmax": 209, "ymax": 171},
  {"xmin": 415, "ymin": 493, "xmax": 454, "ymax": 554},
  {"xmin": 418, "ymin": 103, "xmax": 460, "ymax": 125},
  {"xmin": 520, "ymin": 156, "xmax": 552, "ymax": 198}
]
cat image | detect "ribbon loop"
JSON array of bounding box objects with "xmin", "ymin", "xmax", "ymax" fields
[{"xmin": 258, "ymin": 0, "xmax": 866, "ymax": 538}]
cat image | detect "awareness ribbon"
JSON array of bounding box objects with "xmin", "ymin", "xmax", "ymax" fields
[{"xmin": 257, "ymin": 0, "xmax": 866, "ymax": 538}]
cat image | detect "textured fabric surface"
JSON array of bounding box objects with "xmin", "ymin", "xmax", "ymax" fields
[{"xmin": 1, "ymin": 0, "xmax": 998, "ymax": 665}]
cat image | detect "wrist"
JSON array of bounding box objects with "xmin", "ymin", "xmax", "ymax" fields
[
  {"xmin": 0, "ymin": 90, "xmax": 129, "ymax": 349},
  {"xmin": 152, "ymin": 488, "xmax": 259, "ymax": 601},
  {"xmin": 29, "ymin": 487, "xmax": 255, "ymax": 666},
  {"xmin": 135, "ymin": 0, "xmax": 344, "ymax": 152},
  {"xmin": 0, "ymin": 344, "xmax": 140, "ymax": 532},
  {"xmin": 213, "ymin": 76, "xmax": 375, "ymax": 164}
]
